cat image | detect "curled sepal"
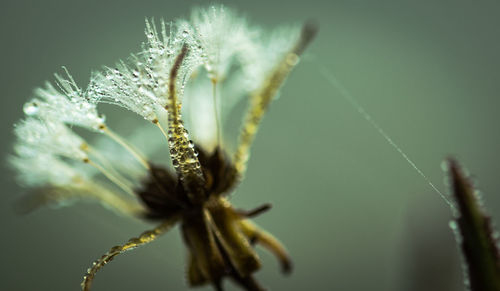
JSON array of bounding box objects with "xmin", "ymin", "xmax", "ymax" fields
[
  {"xmin": 165, "ymin": 44, "xmax": 206, "ymax": 202},
  {"xmin": 81, "ymin": 217, "xmax": 179, "ymax": 291},
  {"xmin": 182, "ymin": 205, "xmax": 265, "ymax": 291},
  {"xmin": 239, "ymin": 220, "xmax": 292, "ymax": 274},
  {"xmin": 446, "ymin": 158, "xmax": 500, "ymax": 291}
]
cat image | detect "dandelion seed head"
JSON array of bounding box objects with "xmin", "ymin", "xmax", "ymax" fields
[
  {"xmin": 183, "ymin": 5, "xmax": 258, "ymax": 82},
  {"xmin": 87, "ymin": 5, "xmax": 301, "ymax": 133},
  {"xmin": 90, "ymin": 18, "xmax": 202, "ymax": 122},
  {"xmin": 14, "ymin": 118, "xmax": 88, "ymax": 161},
  {"xmin": 26, "ymin": 78, "xmax": 104, "ymax": 131},
  {"xmin": 11, "ymin": 5, "xmax": 308, "ymax": 205},
  {"xmin": 10, "ymin": 5, "xmax": 316, "ymax": 290},
  {"xmin": 10, "ymin": 153, "xmax": 85, "ymax": 187}
]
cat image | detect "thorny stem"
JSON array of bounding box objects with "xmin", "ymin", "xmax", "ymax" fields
[{"xmin": 447, "ymin": 158, "xmax": 500, "ymax": 291}]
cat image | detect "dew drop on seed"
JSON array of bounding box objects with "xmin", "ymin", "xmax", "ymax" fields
[
  {"xmin": 97, "ymin": 114, "xmax": 106, "ymax": 123},
  {"xmin": 23, "ymin": 102, "xmax": 39, "ymax": 115},
  {"xmin": 132, "ymin": 70, "xmax": 139, "ymax": 81}
]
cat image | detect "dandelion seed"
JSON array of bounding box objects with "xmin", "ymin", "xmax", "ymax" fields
[{"xmin": 10, "ymin": 5, "xmax": 316, "ymax": 291}]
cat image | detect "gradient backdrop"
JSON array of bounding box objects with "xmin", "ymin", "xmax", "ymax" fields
[{"xmin": 1, "ymin": 0, "xmax": 499, "ymax": 290}]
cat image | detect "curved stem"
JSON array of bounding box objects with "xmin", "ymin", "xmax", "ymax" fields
[
  {"xmin": 85, "ymin": 159, "xmax": 135, "ymax": 197},
  {"xmin": 81, "ymin": 217, "xmax": 179, "ymax": 291}
]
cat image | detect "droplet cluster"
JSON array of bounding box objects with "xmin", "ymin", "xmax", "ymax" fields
[
  {"xmin": 89, "ymin": 19, "xmax": 202, "ymax": 122},
  {"xmin": 23, "ymin": 70, "xmax": 105, "ymax": 131},
  {"xmin": 166, "ymin": 110, "xmax": 205, "ymax": 198}
]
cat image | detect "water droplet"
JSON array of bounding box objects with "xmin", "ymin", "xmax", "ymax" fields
[
  {"xmin": 97, "ymin": 114, "xmax": 106, "ymax": 123},
  {"xmin": 23, "ymin": 102, "xmax": 39, "ymax": 115},
  {"xmin": 286, "ymin": 53, "xmax": 300, "ymax": 66},
  {"xmin": 132, "ymin": 70, "xmax": 139, "ymax": 81},
  {"xmin": 142, "ymin": 105, "xmax": 152, "ymax": 116}
]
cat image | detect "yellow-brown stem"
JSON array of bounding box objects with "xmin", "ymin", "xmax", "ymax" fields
[
  {"xmin": 81, "ymin": 217, "xmax": 178, "ymax": 291},
  {"xmin": 233, "ymin": 22, "xmax": 318, "ymax": 176},
  {"xmin": 165, "ymin": 44, "xmax": 205, "ymax": 202}
]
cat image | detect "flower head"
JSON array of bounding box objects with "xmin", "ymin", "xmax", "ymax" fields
[{"xmin": 11, "ymin": 5, "xmax": 316, "ymax": 291}]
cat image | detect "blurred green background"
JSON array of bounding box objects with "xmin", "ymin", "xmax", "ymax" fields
[{"xmin": 1, "ymin": 0, "xmax": 499, "ymax": 290}]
